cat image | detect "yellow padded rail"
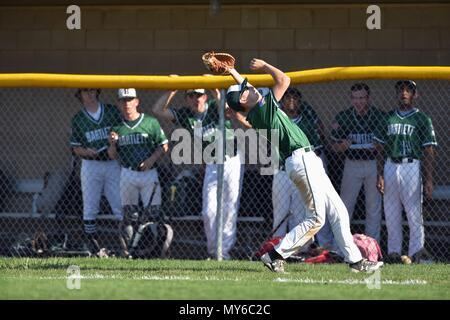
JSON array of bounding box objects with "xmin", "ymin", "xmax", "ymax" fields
[{"xmin": 0, "ymin": 66, "xmax": 449, "ymax": 89}]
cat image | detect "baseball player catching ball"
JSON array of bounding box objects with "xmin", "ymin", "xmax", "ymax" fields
[
  {"xmin": 271, "ymin": 88, "xmax": 325, "ymax": 239},
  {"xmin": 108, "ymin": 88, "xmax": 169, "ymax": 258},
  {"xmin": 225, "ymin": 58, "xmax": 382, "ymax": 273},
  {"xmin": 152, "ymin": 87, "xmax": 245, "ymax": 260},
  {"xmin": 70, "ymin": 88, "xmax": 123, "ymax": 257},
  {"xmin": 374, "ymin": 80, "xmax": 437, "ymax": 263}
]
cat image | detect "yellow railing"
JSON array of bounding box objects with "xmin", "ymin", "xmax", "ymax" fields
[{"xmin": 0, "ymin": 66, "xmax": 449, "ymax": 89}]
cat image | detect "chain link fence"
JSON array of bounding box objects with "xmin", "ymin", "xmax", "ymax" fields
[{"xmin": 0, "ymin": 79, "xmax": 448, "ymax": 262}]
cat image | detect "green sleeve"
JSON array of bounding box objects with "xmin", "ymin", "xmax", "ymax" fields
[
  {"xmin": 421, "ymin": 116, "xmax": 438, "ymax": 147},
  {"xmin": 151, "ymin": 119, "xmax": 168, "ymax": 146},
  {"xmin": 70, "ymin": 117, "xmax": 84, "ymax": 147}
]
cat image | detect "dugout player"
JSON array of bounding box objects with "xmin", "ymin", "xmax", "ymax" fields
[
  {"xmin": 374, "ymin": 80, "xmax": 437, "ymax": 264},
  {"xmin": 331, "ymin": 83, "xmax": 386, "ymax": 242},
  {"xmin": 152, "ymin": 88, "xmax": 245, "ymax": 260},
  {"xmin": 70, "ymin": 88, "xmax": 123, "ymax": 258},
  {"xmin": 108, "ymin": 89, "xmax": 169, "ymax": 258},
  {"xmin": 226, "ymin": 58, "xmax": 382, "ymax": 273}
]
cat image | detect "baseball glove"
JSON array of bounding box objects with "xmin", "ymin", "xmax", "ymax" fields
[{"xmin": 202, "ymin": 51, "xmax": 235, "ymax": 75}]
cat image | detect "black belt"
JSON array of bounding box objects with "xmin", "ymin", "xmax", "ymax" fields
[
  {"xmin": 126, "ymin": 166, "xmax": 142, "ymax": 172},
  {"xmin": 390, "ymin": 157, "xmax": 415, "ymax": 164}
]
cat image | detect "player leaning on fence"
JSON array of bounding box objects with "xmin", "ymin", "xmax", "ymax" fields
[
  {"xmin": 108, "ymin": 88, "xmax": 169, "ymax": 259},
  {"xmin": 225, "ymin": 58, "xmax": 383, "ymax": 273},
  {"xmin": 70, "ymin": 88, "xmax": 124, "ymax": 258},
  {"xmin": 374, "ymin": 80, "xmax": 437, "ymax": 264}
]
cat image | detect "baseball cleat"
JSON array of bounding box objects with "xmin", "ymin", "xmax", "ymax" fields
[
  {"xmin": 260, "ymin": 252, "xmax": 286, "ymax": 273},
  {"xmin": 349, "ymin": 259, "xmax": 383, "ymax": 273}
]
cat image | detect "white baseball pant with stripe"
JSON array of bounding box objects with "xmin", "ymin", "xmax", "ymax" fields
[
  {"xmin": 274, "ymin": 148, "xmax": 362, "ymax": 264},
  {"xmin": 272, "ymin": 169, "xmax": 305, "ymax": 238}
]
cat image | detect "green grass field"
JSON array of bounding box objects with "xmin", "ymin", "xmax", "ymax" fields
[{"xmin": 1, "ymin": 257, "xmax": 449, "ymax": 300}]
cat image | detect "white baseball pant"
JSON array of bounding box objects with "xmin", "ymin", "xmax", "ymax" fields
[
  {"xmin": 272, "ymin": 169, "xmax": 305, "ymax": 238},
  {"xmin": 274, "ymin": 148, "xmax": 363, "ymax": 264},
  {"xmin": 384, "ymin": 158, "xmax": 424, "ymax": 257},
  {"xmin": 340, "ymin": 158, "xmax": 382, "ymax": 241},
  {"xmin": 120, "ymin": 167, "xmax": 162, "ymax": 207},
  {"xmin": 81, "ymin": 159, "xmax": 122, "ymax": 221},
  {"xmin": 202, "ymin": 154, "xmax": 244, "ymax": 260}
]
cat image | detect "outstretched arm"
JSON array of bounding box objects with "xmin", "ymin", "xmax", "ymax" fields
[
  {"xmin": 249, "ymin": 59, "xmax": 290, "ymax": 101},
  {"xmin": 151, "ymin": 91, "xmax": 177, "ymax": 122}
]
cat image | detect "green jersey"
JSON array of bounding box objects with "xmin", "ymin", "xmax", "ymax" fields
[
  {"xmin": 170, "ymin": 100, "xmax": 235, "ymax": 156},
  {"xmin": 374, "ymin": 108, "xmax": 437, "ymax": 159},
  {"xmin": 331, "ymin": 107, "xmax": 386, "ymax": 160},
  {"xmin": 111, "ymin": 113, "xmax": 168, "ymax": 170},
  {"xmin": 299, "ymin": 101, "xmax": 319, "ymax": 123},
  {"xmin": 291, "ymin": 115, "xmax": 323, "ymax": 151},
  {"xmin": 246, "ymin": 89, "xmax": 311, "ymax": 162},
  {"xmin": 70, "ymin": 103, "xmax": 122, "ymax": 161}
]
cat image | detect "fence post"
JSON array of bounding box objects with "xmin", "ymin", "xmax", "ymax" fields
[{"xmin": 215, "ymin": 89, "xmax": 226, "ymax": 261}]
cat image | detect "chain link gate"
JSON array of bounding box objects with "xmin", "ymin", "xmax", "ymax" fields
[{"xmin": 0, "ymin": 79, "xmax": 448, "ymax": 261}]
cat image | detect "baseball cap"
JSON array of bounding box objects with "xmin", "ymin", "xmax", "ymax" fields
[
  {"xmin": 185, "ymin": 89, "xmax": 206, "ymax": 95},
  {"xmin": 226, "ymin": 78, "xmax": 249, "ymax": 111},
  {"xmin": 118, "ymin": 88, "xmax": 137, "ymax": 99},
  {"xmin": 395, "ymin": 80, "xmax": 417, "ymax": 93}
]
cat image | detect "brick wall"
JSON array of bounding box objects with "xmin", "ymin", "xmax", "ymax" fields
[{"xmin": 1, "ymin": 4, "xmax": 449, "ymax": 74}]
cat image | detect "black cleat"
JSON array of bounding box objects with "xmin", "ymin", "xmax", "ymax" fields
[{"xmin": 349, "ymin": 259, "xmax": 383, "ymax": 273}]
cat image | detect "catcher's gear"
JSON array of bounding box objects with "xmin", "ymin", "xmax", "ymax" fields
[{"xmin": 202, "ymin": 51, "xmax": 235, "ymax": 75}]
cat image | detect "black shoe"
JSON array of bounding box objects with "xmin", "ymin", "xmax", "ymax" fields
[
  {"xmin": 260, "ymin": 252, "xmax": 285, "ymax": 273},
  {"xmin": 349, "ymin": 259, "xmax": 383, "ymax": 273},
  {"xmin": 386, "ymin": 253, "xmax": 403, "ymax": 264},
  {"xmin": 412, "ymin": 249, "xmax": 434, "ymax": 264}
]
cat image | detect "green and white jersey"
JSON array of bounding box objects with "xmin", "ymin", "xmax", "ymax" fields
[
  {"xmin": 111, "ymin": 113, "xmax": 168, "ymax": 170},
  {"xmin": 374, "ymin": 108, "xmax": 437, "ymax": 159},
  {"xmin": 331, "ymin": 107, "xmax": 386, "ymax": 160},
  {"xmin": 170, "ymin": 100, "xmax": 235, "ymax": 155},
  {"xmin": 246, "ymin": 89, "xmax": 310, "ymax": 162},
  {"xmin": 70, "ymin": 103, "xmax": 122, "ymax": 160},
  {"xmin": 292, "ymin": 115, "xmax": 323, "ymax": 151}
]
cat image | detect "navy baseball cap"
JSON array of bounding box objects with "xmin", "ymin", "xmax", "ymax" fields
[
  {"xmin": 226, "ymin": 78, "xmax": 249, "ymax": 111},
  {"xmin": 395, "ymin": 80, "xmax": 417, "ymax": 93}
]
